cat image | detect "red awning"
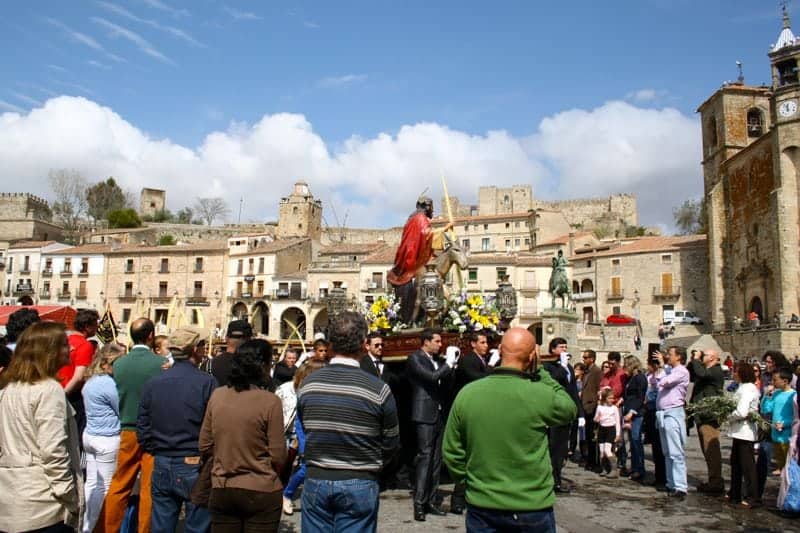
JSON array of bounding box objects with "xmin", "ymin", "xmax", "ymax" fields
[{"xmin": 0, "ymin": 305, "xmax": 77, "ymax": 329}]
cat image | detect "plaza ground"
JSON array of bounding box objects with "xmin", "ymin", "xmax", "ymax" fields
[{"xmin": 277, "ymin": 430, "xmax": 800, "ymax": 533}]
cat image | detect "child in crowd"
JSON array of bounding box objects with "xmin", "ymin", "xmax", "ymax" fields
[
  {"xmin": 573, "ymin": 363, "xmax": 587, "ymax": 462},
  {"xmin": 153, "ymin": 334, "xmax": 174, "ymax": 367},
  {"xmin": 761, "ymin": 367, "xmax": 797, "ymax": 474},
  {"xmin": 594, "ymin": 387, "xmax": 621, "ymax": 477}
]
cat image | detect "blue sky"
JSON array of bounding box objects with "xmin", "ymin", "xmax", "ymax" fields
[{"xmin": 0, "ymin": 1, "xmax": 793, "ymax": 229}]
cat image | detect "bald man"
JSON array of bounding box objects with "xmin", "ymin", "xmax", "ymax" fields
[
  {"xmin": 688, "ymin": 348, "xmax": 725, "ymax": 494},
  {"xmin": 443, "ymin": 328, "xmax": 576, "ymax": 532}
]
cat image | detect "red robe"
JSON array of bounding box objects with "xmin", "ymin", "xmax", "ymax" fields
[{"xmin": 387, "ymin": 211, "xmax": 433, "ymax": 286}]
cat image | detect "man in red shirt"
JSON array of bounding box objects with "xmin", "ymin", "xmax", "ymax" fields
[{"xmin": 58, "ymin": 308, "xmax": 99, "ymax": 437}]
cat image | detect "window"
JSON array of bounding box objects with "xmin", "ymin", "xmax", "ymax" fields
[
  {"xmin": 505, "ymin": 239, "xmax": 511, "ymax": 249},
  {"xmin": 257, "ymin": 280, "xmax": 264, "ymax": 296},
  {"xmin": 515, "ymin": 239, "xmax": 521, "ymax": 247},
  {"xmin": 661, "ymin": 254, "xmax": 672, "ymax": 264},
  {"xmin": 237, "ymin": 259, "xmax": 243, "ymax": 275},
  {"xmin": 61, "ymin": 281, "xmax": 69, "ymax": 295},
  {"xmin": 747, "ymin": 108, "xmax": 764, "ymax": 137},
  {"xmin": 22, "ymin": 256, "xmax": 29, "ymax": 272},
  {"xmin": 6, "ymin": 257, "xmax": 10, "ymax": 273},
  {"xmin": 194, "ymin": 281, "xmax": 203, "ymax": 297},
  {"xmin": 371, "ymin": 272, "xmax": 383, "ymax": 289},
  {"xmin": 777, "ymin": 59, "xmax": 799, "ymax": 86},
  {"xmin": 45, "ymin": 258, "xmax": 52, "ymax": 270},
  {"xmin": 524, "ymin": 238, "xmax": 530, "ymax": 246},
  {"xmin": 42, "ymin": 281, "xmax": 50, "ymax": 295},
  {"xmin": 481, "ymin": 238, "xmax": 490, "ymax": 251},
  {"xmin": 63, "ymin": 259, "xmax": 71, "ymax": 272},
  {"xmin": 610, "ymin": 276, "xmax": 621, "ymax": 297},
  {"xmin": 707, "ymin": 116, "xmax": 718, "ymax": 150},
  {"xmin": 236, "ymin": 281, "xmax": 243, "ymax": 297},
  {"xmin": 496, "ymin": 267, "xmax": 507, "ymax": 280},
  {"xmin": 612, "ymin": 305, "xmax": 621, "ymax": 314},
  {"xmin": 122, "ymin": 308, "xmax": 131, "ymax": 323},
  {"xmin": 126, "ymin": 259, "xmax": 134, "ymax": 273},
  {"xmin": 258, "ymin": 257, "xmax": 265, "ymax": 274},
  {"xmin": 483, "ymin": 224, "xmax": 488, "ymax": 230},
  {"xmin": 515, "ymin": 221, "xmax": 520, "ymax": 228},
  {"xmin": 80, "ymin": 258, "xmax": 89, "ymax": 274},
  {"xmin": 248, "ymin": 258, "xmax": 254, "ymax": 273},
  {"xmin": 587, "ymin": 260, "xmax": 592, "ymax": 267},
  {"xmin": 160, "ymin": 258, "xmax": 169, "ymax": 273},
  {"xmin": 464, "ymin": 225, "xmax": 469, "ymax": 232},
  {"xmin": 468, "ymin": 268, "xmax": 478, "ymax": 283},
  {"xmin": 159, "ymin": 281, "xmax": 168, "ymax": 297},
  {"xmin": 78, "ymin": 281, "xmax": 87, "ymax": 298},
  {"xmin": 661, "ymin": 273, "xmax": 673, "ymax": 295},
  {"xmin": 505, "ymin": 222, "xmax": 510, "ymax": 229},
  {"xmin": 124, "ymin": 282, "xmax": 133, "ymax": 297},
  {"xmin": 191, "ymin": 309, "xmax": 200, "ymax": 325},
  {"xmin": 611, "ymin": 258, "xmax": 621, "ymax": 274},
  {"xmin": 195, "ymin": 257, "xmax": 203, "ymax": 272},
  {"xmin": 462, "ymin": 239, "xmax": 470, "ymax": 250}
]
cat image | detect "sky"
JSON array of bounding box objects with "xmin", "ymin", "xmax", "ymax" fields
[{"xmin": 0, "ymin": 0, "xmax": 793, "ymax": 231}]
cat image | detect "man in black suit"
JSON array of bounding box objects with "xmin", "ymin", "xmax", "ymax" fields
[
  {"xmin": 541, "ymin": 337, "xmax": 582, "ymax": 494},
  {"xmin": 406, "ymin": 328, "xmax": 457, "ymax": 521},
  {"xmin": 360, "ymin": 331, "xmax": 384, "ymax": 379},
  {"xmin": 448, "ymin": 331, "xmax": 490, "ymax": 514}
]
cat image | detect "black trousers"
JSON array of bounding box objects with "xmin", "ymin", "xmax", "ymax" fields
[
  {"xmin": 414, "ymin": 419, "xmax": 444, "ymax": 507},
  {"xmin": 730, "ymin": 438, "xmax": 757, "ymax": 503},
  {"xmin": 584, "ymin": 408, "xmax": 598, "ymax": 466},
  {"xmin": 209, "ymin": 487, "xmax": 282, "ymax": 533},
  {"xmin": 548, "ymin": 424, "xmax": 570, "ymax": 487}
]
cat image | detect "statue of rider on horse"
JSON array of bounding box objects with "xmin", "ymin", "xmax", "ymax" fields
[{"xmin": 549, "ymin": 249, "xmax": 571, "ymax": 309}]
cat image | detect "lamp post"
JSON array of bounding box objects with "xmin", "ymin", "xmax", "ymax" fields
[
  {"xmin": 420, "ymin": 264, "xmax": 444, "ymax": 327},
  {"xmin": 633, "ymin": 289, "xmax": 640, "ymax": 321},
  {"xmin": 494, "ymin": 274, "xmax": 518, "ymax": 331}
]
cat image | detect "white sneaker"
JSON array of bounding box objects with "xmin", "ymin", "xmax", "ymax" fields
[{"xmin": 283, "ymin": 497, "xmax": 294, "ymax": 515}]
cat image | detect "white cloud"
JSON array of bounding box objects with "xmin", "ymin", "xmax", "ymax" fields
[
  {"xmin": 0, "ymin": 96, "xmax": 701, "ymax": 229},
  {"xmin": 47, "ymin": 64, "xmax": 69, "ymax": 73},
  {"xmin": 96, "ymin": 1, "xmax": 205, "ymax": 48},
  {"xmin": 625, "ymin": 88, "xmax": 668, "ymax": 102},
  {"xmin": 10, "ymin": 92, "xmax": 43, "ymax": 107},
  {"xmin": 88, "ymin": 60, "xmax": 112, "ymax": 70},
  {"xmin": 44, "ymin": 17, "xmax": 125, "ymax": 63},
  {"xmin": 0, "ymin": 100, "xmax": 24, "ymax": 113},
  {"xmin": 223, "ymin": 6, "xmax": 262, "ymax": 21},
  {"xmin": 303, "ymin": 20, "xmax": 320, "ymax": 29},
  {"xmin": 140, "ymin": 0, "xmax": 190, "ymax": 17},
  {"xmin": 91, "ymin": 17, "xmax": 173, "ymax": 64},
  {"xmin": 317, "ymin": 74, "xmax": 368, "ymax": 89}
]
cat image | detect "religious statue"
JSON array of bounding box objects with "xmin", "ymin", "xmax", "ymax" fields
[
  {"xmin": 387, "ymin": 195, "xmax": 454, "ymax": 325},
  {"xmin": 549, "ymin": 249, "xmax": 571, "ymax": 309}
]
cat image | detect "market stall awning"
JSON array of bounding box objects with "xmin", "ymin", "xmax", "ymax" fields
[{"xmin": 0, "ymin": 305, "xmax": 77, "ymax": 329}]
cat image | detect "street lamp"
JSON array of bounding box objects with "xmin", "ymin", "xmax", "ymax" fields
[
  {"xmin": 494, "ymin": 274, "xmax": 517, "ymax": 331},
  {"xmin": 420, "ymin": 264, "xmax": 444, "ymax": 327},
  {"xmin": 633, "ymin": 289, "xmax": 640, "ymax": 321}
]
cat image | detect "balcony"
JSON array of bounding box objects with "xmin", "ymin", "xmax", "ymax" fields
[
  {"xmin": 118, "ymin": 290, "xmax": 137, "ymax": 301},
  {"xmin": 42, "ymin": 269, "xmax": 53, "ymax": 278},
  {"xmin": 60, "ymin": 269, "xmax": 73, "ymax": 277},
  {"xmin": 606, "ymin": 289, "xmax": 625, "ymax": 301},
  {"xmin": 572, "ymin": 291, "xmax": 595, "ymax": 301},
  {"xmin": 125, "ymin": 267, "xmax": 135, "ymax": 274},
  {"xmin": 364, "ymin": 282, "xmax": 384, "ymax": 292},
  {"xmin": 193, "ymin": 268, "xmax": 204, "ymax": 274},
  {"xmin": 57, "ymin": 291, "xmax": 71, "ymax": 300},
  {"xmin": 653, "ymin": 285, "xmax": 681, "ymax": 299},
  {"xmin": 159, "ymin": 269, "xmax": 170, "ymax": 274},
  {"xmin": 78, "ymin": 270, "xmax": 89, "ymax": 277},
  {"xmin": 13, "ymin": 284, "xmax": 34, "ymax": 296},
  {"xmin": 151, "ymin": 293, "xmax": 172, "ymax": 303},
  {"xmin": 274, "ymin": 288, "xmax": 307, "ymax": 300},
  {"xmin": 76, "ymin": 290, "xmax": 88, "ymax": 300},
  {"xmin": 0, "ymin": 260, "xmax": 5, "ymax": 270},
  {"xmin": 19, "ymin": 268, "xmax": 31, "ymax": 275},
  {"xmin": 39, "ymin": 290, "xmax": 51, "ymax": 299}
]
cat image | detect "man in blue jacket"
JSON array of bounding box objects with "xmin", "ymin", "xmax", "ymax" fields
[{"xmin": 137, "ymin": 328, "xmax": 217, "ymax": 532}]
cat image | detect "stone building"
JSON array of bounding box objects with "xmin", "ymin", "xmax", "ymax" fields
[
  {"xmin": 277, "ymin": 181, "xmax": 322, "ymax": 240},
  {"xmin": 0, "ymin": 193, "xmax": 63, "ymax": 248},
  {"xmin": 698, "ymin": 9, "xmax": 800, "ymax": 354},
  {"xmin": 432, "ymin": 212, "xmax": 535, "ymax": 253},
  {"xmin": 39, "ymin": 244, "xmax": 109, "ymax": 311},
  {"xmin": 570, "ymin": 235, "xmax": 709, "ymax": 327},
  {"xmin": 104, "ymin": 241, "xmax": 229, "ymax": 335},
  {"xmin": 139, "ymin": 188, "xmax": 166, "ymax": 219}
]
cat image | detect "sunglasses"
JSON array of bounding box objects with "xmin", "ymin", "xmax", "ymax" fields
[{"xmin": 373, "ymin": 343, "xmax": 384, "ymax": 348}]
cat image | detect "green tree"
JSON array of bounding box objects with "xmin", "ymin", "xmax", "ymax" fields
[
  {"xmin": 142, "ymin": 209, "xmax": 174, "ymax": 223},
  {"xmin": 86, "ymin": 177, "xmax": 129, "ymax": 221},
  {"xmin": 175, "ymin": 207, "xmax": 193, "ymax": 224},
  {"xmin": 107, "ymin": 208, "xmax": 142, "ymax": 228},
  {"xmin": 158, "ymin": 234, "xmax": 177, "ymax": 246},
  {"xmin": 673, "ymin": 198, "xmax": 707, "ymax": 235}
]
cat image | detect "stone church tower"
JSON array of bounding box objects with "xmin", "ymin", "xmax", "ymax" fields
[
  {"xmin": 699, "ymin": 7, "xmax": 800, "ymax": 339},
  {"xmin": 277, "ymin": 181, "xmax": 322, "ymax": 240}
]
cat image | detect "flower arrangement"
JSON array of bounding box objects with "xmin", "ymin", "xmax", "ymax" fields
[
  {"xmin": 442, "ymin": 290, "xmax": 500, "ymax": 334},
  {"xmin": 362, "ymin": 294, "xmax": 406, "ymax": 333}
]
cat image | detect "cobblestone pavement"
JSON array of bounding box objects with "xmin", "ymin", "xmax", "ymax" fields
[{"xmin": 278, "ymin": 432, "xmax": 800, "ymax": 533}]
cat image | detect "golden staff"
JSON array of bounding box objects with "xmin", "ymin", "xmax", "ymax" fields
[
  {"xmin": 107, "ymin": 302, "xmax": 118, "ymax": 345},
  {"xmin": 441, "ymin": 173, "xmax": 463, "ymax": 289},
  {"xmin": 281, "ymin": 318, "xmax": 308, "ymax": 357}
]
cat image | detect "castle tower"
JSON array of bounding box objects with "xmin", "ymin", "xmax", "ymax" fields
[
  {"xmin": 277, "ymin": 181, "xmax": 322, "ymax": 240},
  {"xmin": 768, "ymin": 6, "xmax": 800, "ymax": 320},
  {"xmin": 139, "ymin": 188, "xmax": 166, "ymax": 218}
]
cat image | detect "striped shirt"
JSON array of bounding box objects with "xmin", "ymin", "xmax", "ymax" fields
[{"xmin": 298, "ymin": 359, "xmax": 400, "ymax": 480}]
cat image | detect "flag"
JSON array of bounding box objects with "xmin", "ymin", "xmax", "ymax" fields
[{"xmin": 97, "ymin": 307, "xmax": 118, "ymax": 344}]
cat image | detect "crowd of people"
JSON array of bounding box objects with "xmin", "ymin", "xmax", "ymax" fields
[{"xmin": 2, "ymin": 303, "xmax": 800, "ymax": 533}]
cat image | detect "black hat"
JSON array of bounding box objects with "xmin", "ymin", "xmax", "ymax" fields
[{"xmin": 226, "ymin": 319, "xmax": 252, "ymax": 339}]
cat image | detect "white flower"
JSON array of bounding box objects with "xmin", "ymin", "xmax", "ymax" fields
[{"xmin": 458, "ymin": 325, "xmax": 467, "ymax": 333}]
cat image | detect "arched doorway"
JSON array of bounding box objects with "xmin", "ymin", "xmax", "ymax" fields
[
  {"xmin": 749, "ymin": 296, "xmax": 763, "ymax": 320},
  {"xmin": 572, "ymin": 281, "xmax": 580, "ymax": 294},
  {"xmin": 251, "ymin": 302, "xmax": 269, "ymax": 336},
  {"xmin": 280, "ymin": 307, "xmax": 307, "ymax": 340},
  {"xmin": 313, "ymin": 309, "xmax": 329, "ymax": 337},
  {"xmin": 231, "ymin": 302, "xmax": 248, "ymax": 319}
]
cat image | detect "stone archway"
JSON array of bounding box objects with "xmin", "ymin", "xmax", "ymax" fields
[
  {"xmin": 251, "ymin": 301, "xmax": 269, "ymax": 336},
  {"xmin": 280, "ymin": 307, "xmax": 306, "ymax": 340},
  {"xmin": 231, "ymin": 302, "xmax": 248, "ymax": 319},
  {"xmin": 312, "ymin": 308, "xmax": 329, "ymax": 337},
  {"xmin": 749, "ymin": 296, "xmax": 763, "ymax": 321},
  {"xmin": 580, "ymin": 279, "xmax": 594, "ymax": 294}
]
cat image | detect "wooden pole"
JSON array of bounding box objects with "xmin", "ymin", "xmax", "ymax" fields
[{"xmin": 441, "ymin": 173, "xmax": 463, "ymax": 289}]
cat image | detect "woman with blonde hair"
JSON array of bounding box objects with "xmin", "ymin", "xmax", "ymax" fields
[
  {"xmin": 81, "ymin": 342, "xmax": 126, "ymax": 533},
  {"xmin": 0, "ymin": 321, "xmax": 83, "ymax": 533},
  {"xmin": 622, "ymin": 355, "xmax": 648, "ymax": 482}
]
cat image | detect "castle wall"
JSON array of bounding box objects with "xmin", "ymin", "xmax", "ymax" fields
[{"xmin": 532, "ymin": 194, "xmax": 638, "ymax": 229}]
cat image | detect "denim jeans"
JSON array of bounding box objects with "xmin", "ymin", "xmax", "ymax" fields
[
  {"xmin": 657, "ymin": 407, "xmax": 687, "ymax": 492},
  {"xmin": 284, "ymin": 461, "xmax": 307, "ymax": 500},
  {"xmin": 301, "ymin": 477, "xmax": 379, "ymax": 533},
  {"xmin": 466, "ymin": 505, "xmax": 555, "ymax": 533},
  {"xmin": 150, "ymin": 455, "xmax": 210, "ymax": 533},
  {"xmin": 629, "ymin": 415, "xmax": 645, "ymax": 476}
]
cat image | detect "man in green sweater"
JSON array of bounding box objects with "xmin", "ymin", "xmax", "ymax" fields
[{"xmin": 443, "ymin": 328, "xmax": 576, "ymax": 532}]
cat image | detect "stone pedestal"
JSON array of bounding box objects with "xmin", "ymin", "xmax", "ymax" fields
[{"xmin": 542, "ymin": 308, "xmax": 579, "ymax": 351}]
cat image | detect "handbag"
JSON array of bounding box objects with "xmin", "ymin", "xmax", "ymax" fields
[{"xmin": 780, "ymin": 457, "xmax": 800, "ymax": 513}]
